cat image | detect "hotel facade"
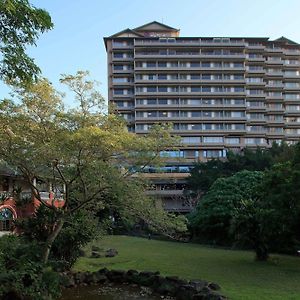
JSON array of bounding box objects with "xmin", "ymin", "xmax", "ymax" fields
[{"xmin": 104, "ymin": 22, "xmax": 300, "ymax": 212}]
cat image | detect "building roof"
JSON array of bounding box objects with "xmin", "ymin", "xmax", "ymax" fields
[
  {"xmin": 107, "ymin": 28, "xmax": 144, "ymax": 38},
  {"xmin": 273, "ymin": 36, "xmax": 299, "ymax": 45},
  {"xmin": 133, "ymin": 21, "xmax": 180, "ymax": 32}
]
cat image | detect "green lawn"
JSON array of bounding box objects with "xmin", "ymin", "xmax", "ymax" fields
[{"xmin": 74, "ymin": 235, "xmax": 300, "ymax": 300}]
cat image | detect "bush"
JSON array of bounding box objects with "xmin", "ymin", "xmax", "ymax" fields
[
  {"xmin": 17, "ymin": 206, "xmax": 99, "ymax": 270},
  {"xmin": 0, "ymin": 235, "xmax": 61, "ymax": 300}
]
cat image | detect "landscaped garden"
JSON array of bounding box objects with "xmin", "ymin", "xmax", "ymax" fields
[{"xmin": 74, "ymin": 235, "xmax": 300, "ymax": 300}]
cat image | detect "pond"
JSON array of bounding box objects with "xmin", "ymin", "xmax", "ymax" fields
[{"xmin": 60, "ymin": 283, "xmax": 169, "ymax": 300}]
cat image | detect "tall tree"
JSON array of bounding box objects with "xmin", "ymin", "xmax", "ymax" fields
[
  {"xmin": 0, "ymin": 0, "xmax": 53, "ymax": 85},
  {"xmin": 0, "ymin": 71, "xmax": 186, "ymax": 263}
]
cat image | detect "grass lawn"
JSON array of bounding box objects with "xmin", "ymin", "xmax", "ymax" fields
[{"xmin": 74, "ymin": 235, "xmax": 300, "ymax": 300}]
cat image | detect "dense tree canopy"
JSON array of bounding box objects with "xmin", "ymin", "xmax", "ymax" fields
[
  {"xmin": 0, "ymin": 0, "xmax": 53, "ymax": 85},
  {"xmin": 188, "ymin": 170, "xmax": 264, "ymax": 245},
  {"xmin": 187, "ymin": 144, "xmax": 294, "ymax": 196},
  {"xmin": 0, "ymin": 71, "xmax": 187, "ymax": 264}
]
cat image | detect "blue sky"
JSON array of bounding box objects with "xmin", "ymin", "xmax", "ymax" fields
[{"xmin": 1, "ymin": 0, "xmax": 300, "ymax": 106}]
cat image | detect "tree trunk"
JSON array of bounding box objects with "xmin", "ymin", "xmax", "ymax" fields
[{"xmin": 42, "ymin": 218, "xmax": 65, "ymax": 264}]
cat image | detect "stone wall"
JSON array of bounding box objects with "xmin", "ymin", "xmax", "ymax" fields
[{"xmin": 61, "ymin": 268, "xmax": 227, "ymax": 300}]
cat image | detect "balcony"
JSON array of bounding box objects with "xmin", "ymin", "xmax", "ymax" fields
[
  {"xmin": 134, "ymin": 39, "xmax": 246, "ymax": 47},
  {"xmin": 265, "ymin": 71, "xmax": 283, "ymax": 77},
  {"xmin": 145, "ymin": 189, "xmax": 184, "ymax": 196},
  {"xmin": 284, "ymin": 50, "xmax": 300, "ymax": 56},
  {"xmin": 265, "ymin": 48, "xmax": 283, "ymax": 53},
  {"xmin": 265, "ymin": 59, "xmax": 284, "ymax": 65}
]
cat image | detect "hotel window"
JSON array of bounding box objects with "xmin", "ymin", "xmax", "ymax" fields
[
  {"xmin": 191, "ymin": 62, "xmax": 201, "ymax": 67},
  {"xmin": 147, "ymin": 87, "xmax": 157, "ymax": 92},
  {"xmin": 170, "ymin": 111, "xmax": 180, "ymax": 117},
  {"xmin": 203, "ymin": 150, "xmax": 226, "ymax": 158},
  {"xmin": 203, "ymin": 111, "xmax": 212, "ymax": 117},
  {"xmin": 158, "ymin": 99, "xmax": 168, "ymax": 105},
  {"xmin": 136, "ymin": 124, "xmax": 145, "ymax": 130},
  {"xmin": 245, "ymin": 138, "xmax": 265, "ymax": 144},
  {"xmin": 285, "ymin": 94, "xmax": 300, "ymax": 100},
  {"xmin": 189, "ymin": 99, "xmax": 202, "ymax": 105},
  {"xmin": 158, "ymin": 74, "xmax": 167, "ymax": 80},
  {"xmin": 225, "ymin": 137, "xmax": 240, "ymax": 144},
  {"xmin": 202, "ymin": 86, "xmax": 211, "ymax": 92},
  {"xmin": 113, "ymin": 89, "xmax": 124, "ymax": 95},
  {"xmin": 147, "ymin": 99, "xmax": 157, "ymax": 105},
  {"xmin": 113, "ymin": 53, "xmax": 124, "ymax": 58},
  {"xmin": 234, "ymin": 62, "xmax": 244, "ymax": 68},
  {"xmin": 147, "ymin": 111, "xmax": 157, "ymax": 118},
  {"xmin": 182, "ymin": 137, "xmax": 201, "ymax": 144},
  {"xmin": 202, "ymin": 99, "xmax": 212, "ymax": 105},
  {"xmin": 191, "ymin": 74, "xmax": 201, "ymax": 80},
  {"xmin": 234, "ymin": 124, "xmax": 246, "ymax": 130},
  {"xmin": 191, "ymin": 87, "xmax": 202, "ymax": 92},
  {"xmin": 232, "ymin": 111, "xmax": 245, "ymax": 118},
  {"xmin": 158, "ymin": 87, "xmax": 168, "ymax": 92},
  {"xmin": 203, "ymin": 124, "xmax": 212, "ymax": 130},
  {"xmin": 158, "ymin": 111, "xmax": 168, "ymax": 117},
  {"xmin": 191, "ymin": 111, "xmax": 201, "ymax": 117},
  {"xmin": 191, "ymin": 124, "xmax": 202, "ymax": 130},
  {"xmin": 203, "ymin": 136, "xmax": 223, "ymax": 143},
  {"xmin": 146, "ymin": 62, "xmax": 156, "ymax": 67},
  {"xmin": 170, "ymin": 99, "xmax": 179, "ymax": 105},
  {"xmin": 113, "ymin": 65, "xmax": 124, "ymax": 70},
  {"xmin": 158, "ymin": 62, "xmax": 167, "ymax": 67},
  {"xmin": 201, "ymin": 62, "xmax": 210, "ymax": 67}
]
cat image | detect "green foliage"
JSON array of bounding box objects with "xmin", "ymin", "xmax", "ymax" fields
[
  {"xmin": 187, "ymin": 144, "xmax": 293, "ymax": 196},
  {"xmin": 17, "ymin": 206, "xmax": 99, "ymax": 270},
  {"xmin": 0, "ymin": 235, "xmax": 61, "ymax": 300},
  {"xmin": 0, "ymin": 71, "xmax": 186, "ymax": 267},
  {"xmin": 0, "ymin": 0, "xmax": 53, "ymax": 86},
  {"xmin": 188, "ymin": 170, "xmax": 264, "ymax": 245}
]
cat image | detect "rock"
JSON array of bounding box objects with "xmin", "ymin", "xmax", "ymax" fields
[
  {"xmin": 83, "ymin": 272, "xmax": 99, "ymax": 284},
  {"xmin": 91, "ymin": 245, "xmax": 101, "ymax": 251},
  {"xmin": 107, "ymin": 269, "xmax": 126, "ymax": 282},
  {"xmin": 73, "ymin": 272, "xmax": 86, "ymax": 284},
  {"xmin": 137, "ymin": 271, "xmax": 158, "ymax": 287},
  {"xmin": 155, "ymin": 277, "xmax": 180, "ymax": 296},
  {"xmin": 60, "ymin": 274, "xmax": 75, "ymax": 288},
  {"xmin": 97, "ymin": 267, "xmax": 109, "ymax": 275},
  {"xmin": 208, "ymin": 282, "xmax": 221, "ymax": 291},
  {"xmin": 91, "ymin": 251, "xmax": 102, "ymax": 258},
  {"xmin": 176, "ymin": 284, "xmax": 198, "ymax": 300},
  {"xmin": 190, "ymin": 280, "xmax": 209, "ymax": 292},
  {"xmin": 94, "ymin": 272, "xmax": 107, "ymax": 283},
  {"xmin": 197, "ymin": 291, "xmax": 227, "ymax": 300},
  {"xmin": 125, "ymin": 269, "xmax": 139, "ymax": 283},
  {"xmin": 105, "ymin": 248, "xmax": 118, "ymax": 257}
]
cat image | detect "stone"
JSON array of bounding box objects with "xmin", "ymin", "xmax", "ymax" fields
[
  {"xmin": 176, "ymin": 284, "xmax": 198, "ymax": 300},
  {"xmin": 97, "ymin": 268, "xmax": 109, "ymax": 274},
  {"xmin": 94, "ymin": 272, "xmax": 107, "ymax": 283},
  {"xmin": 91, "ymin": 251, "xmax": 102, "ymax": 258},
  {"xmin": 208, "ymin": 282, "xmax": 221, "ymax": 291},
  {"xmin": 107, "ymin": 269, "xmax": 126, "ymax": 282},
  {"xmin": 73, "ymin": 272, "xmax": 86, "ymax": 284},
  {"xmin": 83, "ymin": 272, "xmax": 98, "ymax": 284},
  {"xmin": 60, "ymin": 273, "xmax": 75, "ymax": 288},
  {"xmin": 91, "ymin": 245, "xmax": 101, "ymax": 251},
  {"xmin": 190, "ymin": 280, "xmax": 209, "ymax": 292},
  {"xmin": 105, "ymin": 248, "xmax": 118, "ymax": 257},
  {"xmin": 155, "ymin": 277, "xmax": 180, "ymax": 296}
]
